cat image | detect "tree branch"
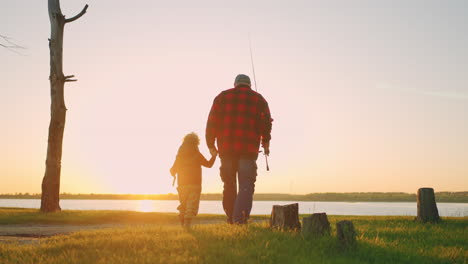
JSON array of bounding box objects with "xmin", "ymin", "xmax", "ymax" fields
[
  {"xmin": 0, "ymin": 34, "xmax": 25, "ymax": 49},
  {"xmin": 1, "ymin": 34, "xmax": 26, "ymax": 55},
  {"xmin": 65, "ymin": 4, "xmax": 89, "ymax": 23},
  {"xmin": 64, "ymin": 75, "xmax": 77, "ymax": 82}
]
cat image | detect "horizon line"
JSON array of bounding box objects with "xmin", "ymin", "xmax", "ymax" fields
[{"xmin": 1, "ymin": 191, "xmax": 467, "ymax": 196}]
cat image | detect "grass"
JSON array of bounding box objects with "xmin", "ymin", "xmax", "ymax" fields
[{"xmin": 0, "ymin": 208, "xmax": 467, "ymax": 264}]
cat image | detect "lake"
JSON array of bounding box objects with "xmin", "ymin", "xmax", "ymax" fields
[{"xmin": 1, "ymin": 199, "xmax": 467, "ymax": 217}]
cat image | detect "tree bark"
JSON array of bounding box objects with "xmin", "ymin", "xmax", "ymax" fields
[
  {"xmin": 302, "ymin": 213, "xmax": 330, "ymax": 237},
  {"xmin": 270, "ymin": 203, "xmax": 301, "ymax": 230},
  {"xmin": 336, "ymin": 220, "xmax": 356, "ymax": 247},
  {"xmin": 415, "ymin": 188, "xmax": 440, "ymax": 223},
  {"xmin": 41, "ymin": 0, "xmax": 88, "ymax": 213}
]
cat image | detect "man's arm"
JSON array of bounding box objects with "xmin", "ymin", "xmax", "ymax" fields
[
  {"xmin": 260, "ymin": 98, "xmax": 273, "ymax": 155},
  {"xmin": 206, "ymin": 94, "xmax": 222, "ymax": 151}
]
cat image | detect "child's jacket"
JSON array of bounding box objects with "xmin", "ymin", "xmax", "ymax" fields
[{"xmin": 170, "ymin": 149, "xmax": 215, "ymax": 186}]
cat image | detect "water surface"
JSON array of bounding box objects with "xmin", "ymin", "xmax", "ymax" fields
[{"xmin": 1, "ymin": 199, "xmax": 467, "ymax": 217}]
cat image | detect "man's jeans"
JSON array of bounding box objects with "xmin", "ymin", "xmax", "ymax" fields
[{"xmin": 220, "ymin": 158, "xmax": 257, "ymax": 224}]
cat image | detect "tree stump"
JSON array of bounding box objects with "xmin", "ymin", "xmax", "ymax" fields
[
  {"xmin": 302, "ymin": 213, "xmax": 330, "ymax": 237},
  {"xmin": 336, "ymin": 220, "xmax": 356, "ymax": 247},
  {"xmin": 415, "ymin": 188, "xmax": 440, "ymax": 223},
  {"xmin": 270, "ymin": 203, "xmax": 301, "ymax": 230}
]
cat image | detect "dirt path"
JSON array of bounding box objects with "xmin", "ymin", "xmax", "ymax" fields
[
  {"xmin": 0, "ymin": 224, "xmax": 131, "ymax": 245},
  {"xmin": 0, "ymin": 219, "xmax": 231, "ymax": 245},
  {"xmin": 0, "ymin": 224, "xmax": 129, "ymax": 237}
]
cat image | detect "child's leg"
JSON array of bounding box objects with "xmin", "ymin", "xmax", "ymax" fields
[
  {"xmin": 177, "ymin": 186, "xmax": 189, "ymax": 225},
  {"xmin": 183, "ymin": 185, "xmax": 202, "ymax": 225}
]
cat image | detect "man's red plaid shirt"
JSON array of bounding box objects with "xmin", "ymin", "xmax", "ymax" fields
[{"xmin": 206, "ymin": 86, "xmax": 272, "ymax": 160}]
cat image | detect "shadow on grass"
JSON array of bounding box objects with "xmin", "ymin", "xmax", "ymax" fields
[
  {"xmin": 188, "ymin": 223, "xmax": 462, "ymax": 264},
  {"xmin": 350, "ymin": 241, "xmax": 460, "ymax": 264}
]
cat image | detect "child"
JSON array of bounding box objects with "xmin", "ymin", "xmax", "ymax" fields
[{"xmin": 170, "ymin": 132, "xmax": 216, "ymax": 228}]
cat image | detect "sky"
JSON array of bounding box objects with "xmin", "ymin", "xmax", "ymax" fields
[{"xmin": 1, "ymin": 0, "xmax": 468, "ymax": 195}]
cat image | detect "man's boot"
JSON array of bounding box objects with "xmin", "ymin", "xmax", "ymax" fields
[{"xmin": 179, "ymin": 215, "xmax": 184, "ymax": 226}]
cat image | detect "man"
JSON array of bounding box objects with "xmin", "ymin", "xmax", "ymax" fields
[{"xmin": 206, "ymin": 74, "xmax": 272, "ymax": 224}]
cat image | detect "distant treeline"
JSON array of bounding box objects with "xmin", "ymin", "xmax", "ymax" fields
[{"xmin": 1, "ymin": 192, "xmax": 467, "ymax": 203}]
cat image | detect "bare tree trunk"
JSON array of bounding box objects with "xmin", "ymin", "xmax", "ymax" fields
[{"xmin": 41, "ymin": 0, "xmax": 88, "ymax": 213}]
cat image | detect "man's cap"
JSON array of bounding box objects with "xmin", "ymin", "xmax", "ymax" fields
[{"xmin": 234, "ymin": 74, "xmax": 251, "ymax": 87}]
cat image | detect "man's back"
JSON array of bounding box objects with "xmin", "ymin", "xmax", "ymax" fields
[{"xmin": 206, "ymin": 85, "xmax": 272, "ymax": 160}]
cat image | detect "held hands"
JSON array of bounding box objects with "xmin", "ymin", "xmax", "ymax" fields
[{"xmin": 209, "ymin": 147, "xmax": 218, "ymax": 157}]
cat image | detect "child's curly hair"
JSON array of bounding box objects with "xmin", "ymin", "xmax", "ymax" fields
[
  {"xmin": 182, "ymin": 132, "xmax": 200, "ymax": 146},
  {"xmin": 177, "ymin": 132, "xmax": 200, "ymax": 158}
]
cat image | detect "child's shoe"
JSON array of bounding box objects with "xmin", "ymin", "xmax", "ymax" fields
[{"xmin": 184, "ymin": 218, "xmax": 192, "ymax": 230}]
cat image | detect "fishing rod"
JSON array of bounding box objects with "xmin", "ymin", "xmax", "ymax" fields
[
  {"xmin": 249, "ymin": 34, "xmax": 269, "ymax": 171},
  {"xmin": 259, "ymin": 150, "xmax": 270, "ymax": 171},
  {"xmin": 248, "ymin": 34, "xmax": 258, "ymax": 92}
]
